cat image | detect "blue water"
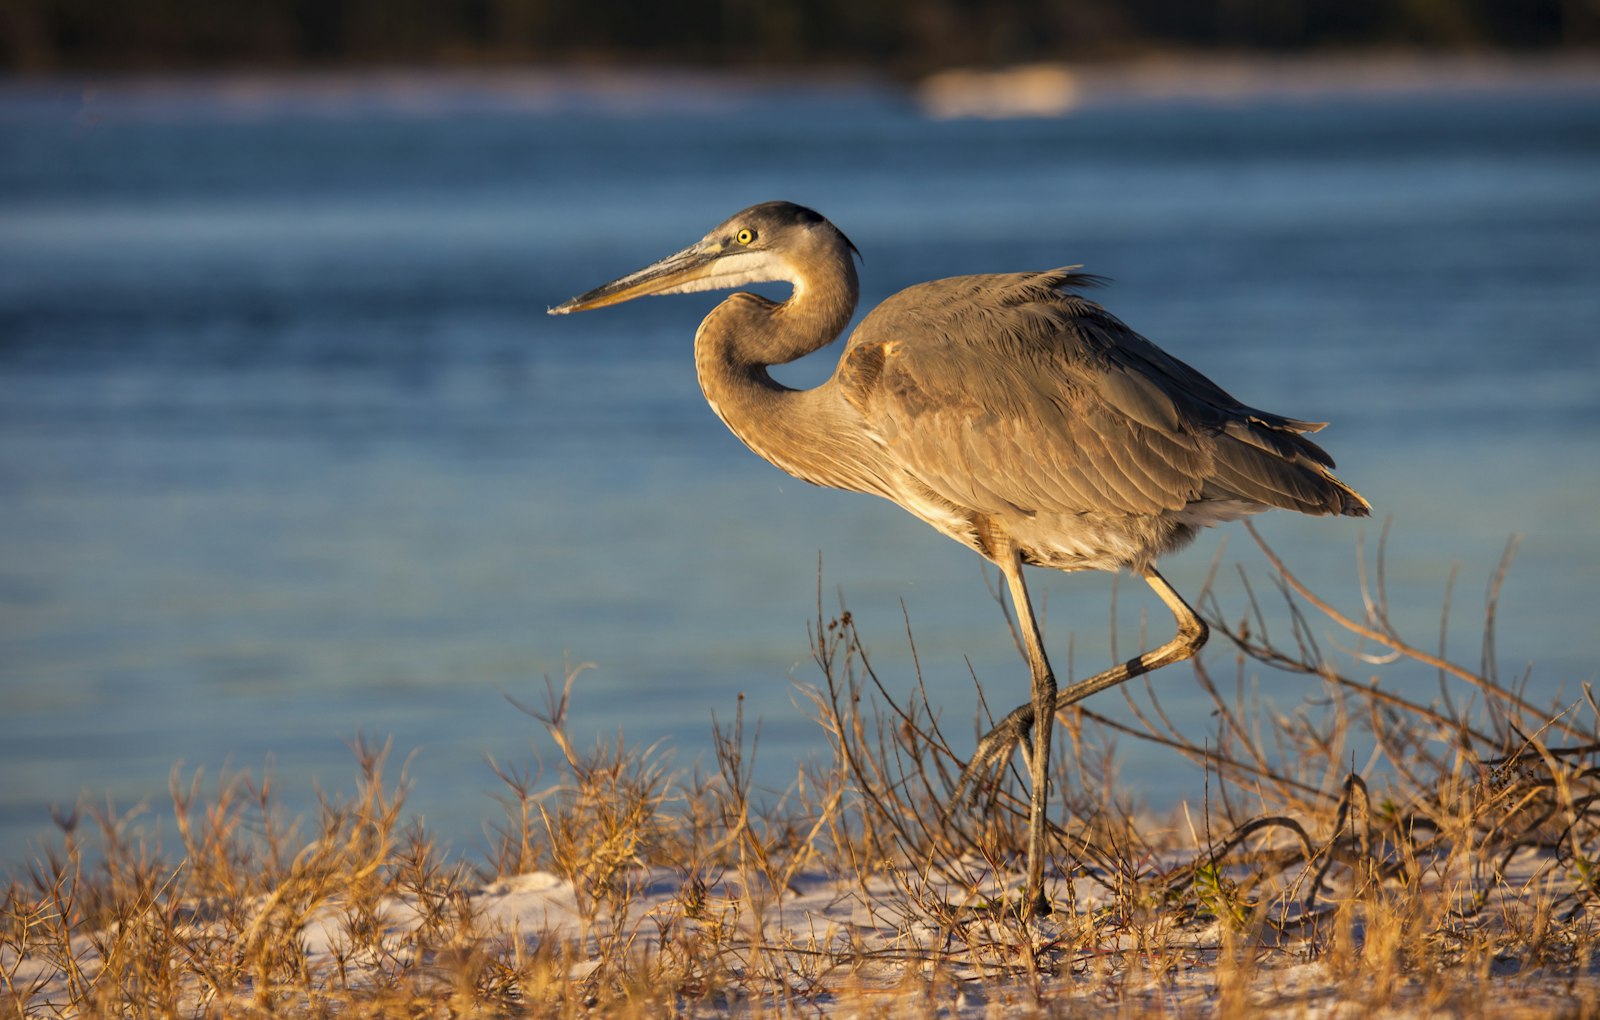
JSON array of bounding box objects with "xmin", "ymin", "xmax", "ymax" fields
[{"xmin": 2, "ymin": 75, "xmax": 1598, "ymax": 868}]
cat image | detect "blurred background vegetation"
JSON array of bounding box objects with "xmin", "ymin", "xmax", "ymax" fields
[{"xmin": 3, "ymin": 0, "xmax": 1596, "ymax": 75}]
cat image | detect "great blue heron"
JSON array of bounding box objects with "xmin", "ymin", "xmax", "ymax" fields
[{"xmin": 550, "ymin": 200, "xmax": 1368, "ymax": 917}]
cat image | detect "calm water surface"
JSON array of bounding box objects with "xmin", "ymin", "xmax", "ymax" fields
[{"xmin": 2, "ymin": 75, "xmax": 1598, "ymax": 866}]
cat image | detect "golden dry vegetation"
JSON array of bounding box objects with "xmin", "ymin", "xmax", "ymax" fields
[{"xmin": 5, "ymin": 526, "xmax": 1599, "ymax": 1018}]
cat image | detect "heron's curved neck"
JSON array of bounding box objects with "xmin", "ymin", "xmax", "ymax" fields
[{"xmin": 693, "ymin": 260, "xmax": 877, "ymax": 491}]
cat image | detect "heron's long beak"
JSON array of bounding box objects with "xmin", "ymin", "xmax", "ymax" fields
[{"xmin": 548, "ymin": 242, "xmax": 722, "ymax": 315}]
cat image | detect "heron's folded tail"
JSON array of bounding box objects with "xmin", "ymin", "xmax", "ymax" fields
[{"xmin": 1207, "ymin": 427, "xmax": 1370, "ymax": 518}]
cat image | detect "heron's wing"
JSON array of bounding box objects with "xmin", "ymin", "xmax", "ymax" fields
[{"xmin": 839, "ymin": 270, "xmax": 1365, "ymax": 518}]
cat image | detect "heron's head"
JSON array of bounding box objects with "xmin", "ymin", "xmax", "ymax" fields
[{"xmin": 548, "ymin": 201, "xmax": 859, "ymax": 315}]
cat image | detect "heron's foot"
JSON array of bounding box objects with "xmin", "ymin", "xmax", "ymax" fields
[
  {"xmin": 1031, "ymin": 888, "xmax": 1053, "ymax": 919},
  {"xmin": 950, "ymin": 701, "xmax": 1037, "ymax": 807}
]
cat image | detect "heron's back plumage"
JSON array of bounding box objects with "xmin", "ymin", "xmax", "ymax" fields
[{"xmin": 835, "ymin": 269, "xmax": 1368, "ymax": 571}]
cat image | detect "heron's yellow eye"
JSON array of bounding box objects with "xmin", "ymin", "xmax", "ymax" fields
[{"xmin": 735, "ymin": 228, "xmax": 756, "ymax": 245}]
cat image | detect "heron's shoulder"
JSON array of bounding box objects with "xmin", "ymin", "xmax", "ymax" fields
[
  {"xmin": 837, "ymin": 271, "xmax": 1105, "ymax": 422},
  {"xmin": 870, "ymin": 268, "xmax": 1099, "ymax": 312},
  {"xmin": 852, "ymin": 269, "xmax": 1105, "ymax": 349}
]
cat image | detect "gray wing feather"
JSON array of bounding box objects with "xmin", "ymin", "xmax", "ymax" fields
[{"xmin": 840, "ymin": 269, "xmax": 1368, "ymax": 520}]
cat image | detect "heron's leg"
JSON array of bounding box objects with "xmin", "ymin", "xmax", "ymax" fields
[
  {"xmin": 996, "ymin": 549, "xmax": 1057, "ymax": 918},
  {"xmin": 956, "ymin": 566, "xmax": 1208, "ymax": 822}
]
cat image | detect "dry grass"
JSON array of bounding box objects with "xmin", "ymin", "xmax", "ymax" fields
[{"xmin": 4, "ymin": 528, "xmax": 1598, "ymax": 1018}]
